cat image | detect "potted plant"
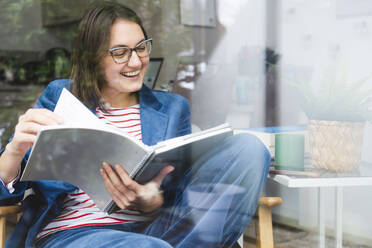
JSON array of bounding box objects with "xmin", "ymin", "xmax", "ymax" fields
[{"xmin": 287, "ymin": 64, "xmax": 372, "ymax": 172}]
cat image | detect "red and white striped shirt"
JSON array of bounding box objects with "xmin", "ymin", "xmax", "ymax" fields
[
  {"xmin": 96, "ymin": 105, "xmax": 142, "ymax": 141},
  {"xmin": 37, "ymin": 104, "xmax": 148, "ymax": 240}
]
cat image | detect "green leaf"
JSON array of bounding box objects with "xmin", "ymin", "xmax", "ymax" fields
[{"xmin": 283, "ymin": 61, "xmax": 372, "ymax": 121}]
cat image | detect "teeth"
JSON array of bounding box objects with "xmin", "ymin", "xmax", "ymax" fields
[{"xmin": 121, "ymin": 70, "xmax": 140, "ymax": 77}]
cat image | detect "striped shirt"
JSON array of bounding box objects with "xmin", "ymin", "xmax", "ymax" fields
[
  {"xmin": 37, "ymin": 104, "xmax": 148, "ymax": 240},
  {"xmin": 96, "ymin": 104, "xmax": 142, "ymax": 141}
]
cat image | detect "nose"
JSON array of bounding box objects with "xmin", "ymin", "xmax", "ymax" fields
[{"xmin": 127, "ymin": 50, "xmax": 142, "ymax": 67}]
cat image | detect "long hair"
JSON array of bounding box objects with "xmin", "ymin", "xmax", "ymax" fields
[{"xmin": 70, "ymin": 1, "xmax": 147, "ymax": 110}]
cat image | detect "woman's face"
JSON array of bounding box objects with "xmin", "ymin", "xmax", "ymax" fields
[{"xmin": 101, "ymin": 19, "xmax": 149, "ymax": 97}]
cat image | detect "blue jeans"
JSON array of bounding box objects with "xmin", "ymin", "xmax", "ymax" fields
[{"xmin": 36, "ymin": 134, "xmax": 270, "ymax": 248}]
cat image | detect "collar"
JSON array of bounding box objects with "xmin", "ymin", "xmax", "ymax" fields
[{"xmin": 139, "ymin": 84, "xmax": 162, "ymax": 111}]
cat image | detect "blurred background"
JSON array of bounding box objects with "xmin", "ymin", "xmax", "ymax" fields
[{"xmin": 1, "ymin": 0, "xmax": 372, "ymax": 247}]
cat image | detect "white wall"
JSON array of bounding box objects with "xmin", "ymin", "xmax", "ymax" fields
[{"xmin": 268, "ymin": 0, "xmax": 372, "ymax": 242}]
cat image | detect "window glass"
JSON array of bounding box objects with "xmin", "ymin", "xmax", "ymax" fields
[{"xmin": 1, "ymin": 0, "xmax": 372, "ymax": 247}]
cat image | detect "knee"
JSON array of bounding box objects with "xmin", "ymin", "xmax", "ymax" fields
[
  {"xmin": 226, "ymin": 133, "xmax": 271, "ymax": 173},
  {"xmin": 230, "ymin": 133, "xmax": 263, "ymax": 146},
  {"xmin": 229, "ymin": 133, "xmax": 270, "ymax": 160}
]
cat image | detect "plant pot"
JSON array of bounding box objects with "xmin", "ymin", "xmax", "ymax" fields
[{"xmin": 308, "ymin": 120, "xmax": 365, "ymax": 172}]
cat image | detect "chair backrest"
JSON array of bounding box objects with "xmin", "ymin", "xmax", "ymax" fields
[{"xmin": 143, "ymin": 58, "xmax": 163, "ymax": 89}]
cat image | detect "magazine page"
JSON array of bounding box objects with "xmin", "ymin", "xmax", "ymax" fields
[
  {"xmin": 54, "ymin": 88, "xmax": 103, "ymax": 127},
  {"xmin": 53, "ymin": 88, "xmax": 147, "ymax": 149}
]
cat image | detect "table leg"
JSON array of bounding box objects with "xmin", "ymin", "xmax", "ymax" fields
[
  {"xmin": 318, "ymin": 187, "xmax": 326, "ymax": 248},
  {"xmin": 335, "ymin": 186, "xmax": 343, "ymax": 248}
]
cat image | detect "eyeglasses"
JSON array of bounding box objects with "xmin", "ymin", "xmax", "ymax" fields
[{"xmin": 108, "ymin": 38, "xmax": 152, "ymax": 64}]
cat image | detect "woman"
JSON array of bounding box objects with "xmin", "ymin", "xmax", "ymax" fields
[{"xmin": 0, "ymin": 2, "xmax": 270, "ymax": 248}]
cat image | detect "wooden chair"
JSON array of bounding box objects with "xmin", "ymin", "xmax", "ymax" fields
[
  {"xmin": 0, "ymin": 205, "xmax": 23, "ymax": 248},
  {"xmin": 0, "ymin": 197, "xmax": 281, "ymax": 248},
  {"xmin": 255, "ymin": 197, "xmax": 282, "ymax": 248}
]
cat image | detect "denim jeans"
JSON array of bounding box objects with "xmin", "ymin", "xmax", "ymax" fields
[{"xmin": 36, "ymin": 134, "xmax": 270, "ymax": 248}]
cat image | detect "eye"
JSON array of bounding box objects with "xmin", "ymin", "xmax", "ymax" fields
[
  {"xmin": 112, "ymin": 48, "xmax": 129, "ymax": 57},
  {"xmin": 136, "ymin": 44, "xmax": 146, "ymax": 51}
]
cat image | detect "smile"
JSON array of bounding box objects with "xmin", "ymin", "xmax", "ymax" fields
[{"xmin": 121, "ymin": 70, "xmax": 141, "ymax": 77}]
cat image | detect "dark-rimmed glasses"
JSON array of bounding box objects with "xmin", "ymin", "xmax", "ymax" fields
[{"xmin": 108, "ymin": 38, "xmax": 152, "ymax": 64}]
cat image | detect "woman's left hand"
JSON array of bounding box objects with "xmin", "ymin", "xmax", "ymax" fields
[{"xmin": 100, "ymin": 162, "xmax": 174, "ymax": 213}]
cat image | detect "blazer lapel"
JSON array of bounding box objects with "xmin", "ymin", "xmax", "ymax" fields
[{"xmin": 139, "ymin": 86, "xmax": 169, "ymax": 146}]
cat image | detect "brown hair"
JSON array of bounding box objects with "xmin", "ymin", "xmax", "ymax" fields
[{"xmin": 71, "ymin": 1, "xmax": 147, "ymax": 110}]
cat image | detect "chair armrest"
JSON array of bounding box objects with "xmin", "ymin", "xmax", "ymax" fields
[
  {"xmin": 258, "ymin": 197, "xmax": 282, "ymax": 207},
  {"xmin": 0, "ymin": 206, "xmax": 23, "ymax": 216}
]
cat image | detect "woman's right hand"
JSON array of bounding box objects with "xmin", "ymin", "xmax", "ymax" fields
[
  {"xmin": 6, "ymin": 108, "xmax": 63, "ymax": 157},
  {"xmin": 0, "ymin": 108, "xmax": 63, "ymax": 184}
]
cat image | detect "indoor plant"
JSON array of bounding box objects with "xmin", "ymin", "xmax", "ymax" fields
[{"xmin": 287, "ymin": 64, "xmax": 372, "ymax": 172}]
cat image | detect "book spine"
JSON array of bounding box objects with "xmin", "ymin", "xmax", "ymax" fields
[{"xmin": 129, "ymin": 151, "xmax": 154, "ymax": 178}]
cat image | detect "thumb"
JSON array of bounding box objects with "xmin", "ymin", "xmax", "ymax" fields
[{"xmin": 152, "ymin": 165, "xmax": 174, "ymax": 187}]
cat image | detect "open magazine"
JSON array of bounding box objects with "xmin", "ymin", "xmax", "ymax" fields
[{"xmin": 20, "ymin": 89, "xmax": 233, "ymax": 213}]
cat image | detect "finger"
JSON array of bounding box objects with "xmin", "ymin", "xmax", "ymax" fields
[
  {"xmin": 19, "ymin": 113, "xmax": 58, "ymax": 126},
  {"xmin": 101, "ymin": 168, "xmax": 128, "ymax": 208},
  {"xmin": 6, "ymin": 133, "xmax": 35, "ymax": 155},
  {"xmin": 13, "ymin": 133, "xmax": 37, "ymax": 144},
  {"xmin": 126, "ymin": 204, "xmax": 140, "ymax": 211},
  {"xmin": 102, "ymin": 163, "xmax": 137, "ymax": 199},
  {"xmin": 8, "ymin": 123, "xmax": 40, "ymax": 155},
  {"xmin": 102, "ymin": 179, "xmax": 128, "ymax": 209},
  {"xmin": 15, "ymin": 122, "xmax": 42, "ymax": 135},
  {"xmin": 151, "ymin": 166, "xmax": 174, "ymax": 187},
  {"xmin": 19, "ymin": 109, "xmax": 63, "ymax": 126},
  {"xmin": 100, "ymin": 168, "xmax": 129, "ymax": 209},
  {"xmin": 102, "ymin": 162, "xmax": 123, "ymax": 186},
  {"xmin": 33, "ymin": 109, "xmax": 64, "ymax": 124},
  {"xmin": 114, "ymin": 164, "xmax": 141, "ymax": 193}
]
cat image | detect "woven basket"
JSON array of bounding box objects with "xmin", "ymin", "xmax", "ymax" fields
[{"xmin": 308, "ymin": 120, "xmax": 365, "ymax": 172}]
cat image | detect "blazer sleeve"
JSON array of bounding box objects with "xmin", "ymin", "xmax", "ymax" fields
[
  {"xmin": 0, "ymin": 80, "xmax": 67, "ymax": 204},
  {"xmin": 0, "ymin": 145, "xmax": 28, "ymax": 205}
]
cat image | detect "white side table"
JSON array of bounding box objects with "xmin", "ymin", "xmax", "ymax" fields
[{"xmin": 268, "ymin": 164, "xmax": 372, "ymax": 248}]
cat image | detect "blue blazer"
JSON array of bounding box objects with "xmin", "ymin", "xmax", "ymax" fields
[{"xmin": 0, "ymin": 79, "xmax": 191, "ymax": 248}]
